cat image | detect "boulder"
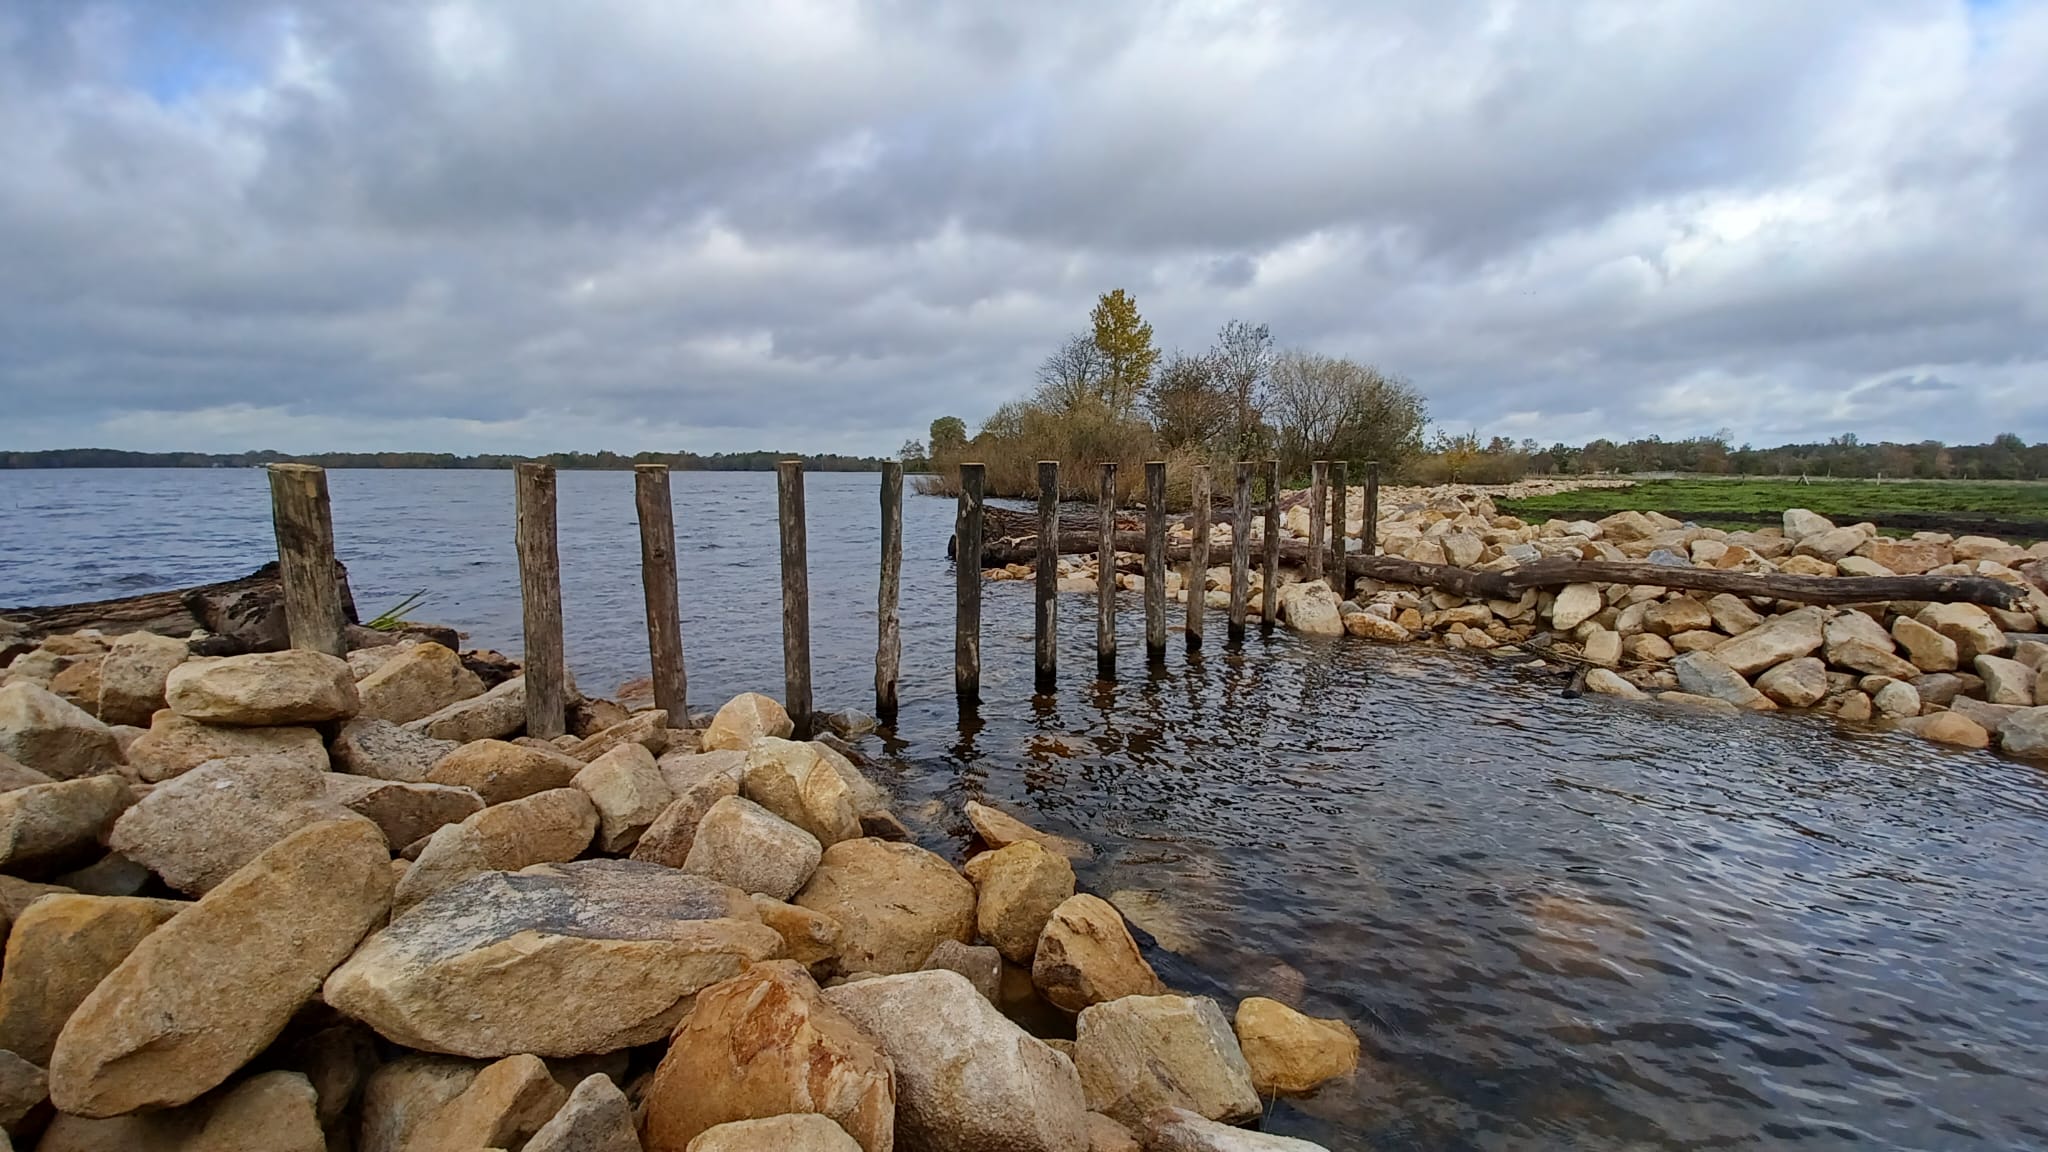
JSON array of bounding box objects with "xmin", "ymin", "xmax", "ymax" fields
[
  {"xmin": 963, "ymin": 840, "xmax": 1075, "ymax": 964},
  {"xmin": 809, "ymin": 741, "xmax": 886, "ymax": 815},
  {"xmin": 1581, "ymin": 627, "xmax": 1621, "ymax": 668},
  {"xmin": 1892, "ymin": 616, "xmax": 1959, "ymax": 672},
  {"xmin": 643, "ymin": 961, "xmax": 894, "ymax": 1152},
  {"xmin": 38, "ymin": 1069, "xmax": 328, "ymax": 1152},
  {"xmin": 409, "ymin": 1053, "xmax": 568, "ymax": 1152},
  {"xmin": 1075, "ymin": 994, "xmax": 1259, "ymax": 1127},
  {"xmin": 1974, "ymin": 654, "xmax": 2036, "ymax": 706},
  {"xmin": 48, "ymin": 656, "xmax": 104, "ymax": 716},
  {"xmin": 1954, "ymin": 535, "xmax": 2028, "ymax": 564},
  {"xmin": 1704, "ymin": 593, "xmax": 1764, "ymax": 635},
  {"xmin": 392, "ymin": 787, "xmax": 598, "ymax": 912},
  {"xmin": 1618, "ymin": 633, "xmax": 1674, "ymax": 663},
  {"xmin": 1911, "ymin": 672, "xmax": 1969, "ymax": 708},
  {"xmin": 656, "ymin": 749, "xmax": 750, "ymax": 796},
  {"xmin": 1582, "ymin": 668, "xmax": 1644, "ymax": 699},
  {"xmin": 824, "ymin": 970, "xmax": 1088, "ymax": 1152},
  {"xmin": 1783, "ymin": 509, "xmax": 1834, "ymax": 538},
  {"xmin": 632, "ymin": 765, "xmax": 743, "ymax": 869},
  {"xmin": 1917, "ymin": 603, "xmax": 2009, "ymax": 662},
  {"xmin": 749, "ymin": 895, "xmax": 842, "ymax": 972},
  {"xmin": 110, "ymin": 757, "xmax": 373, "ymax": 895},
  {"xmin": 276, "ymin": 1021, "xmax": 377, "ymax": 1133},
  {"xmin": 0, "ymin": 1046, "xmax": 45, "ymax": 1132},
  {"xmin": 426, "ymin": 738, "xmax": 583, "ymax": 805},
  {"xmin": 565, "ymin": 709, "xmax": 671, "ymax": 763},
  {"xmin": 1644, "ymin": 598, "xmax": 1713, "ymax": 637},
  {"xmin": 357, "ymin": 1053, "xmax": 482, "ymax": 1152},
  {"xmin": 332, "ymin": 717, "xmax": 461, "ymax": 782},
  {"xmin": 1872, "ymin": 680, "xmax": 1921, "ymax": 719},
  {"xmin": 0, "ymin": 751, "xmax": 52, "ymax": 793},
  {"xmin": 1754, "ymin": 657, "xmax": 1828, "ymax": 709},
  {"xmin": 793, "ymin": 839, "xmax": 975, "ymax": 975},
  {"xmin": 685, "ymin": 796, "xmax": 822, "ymax": 901},
  {"xmin": 527, "ymin": 1072, "xmax": 640, "ymax": 1152},
  {"xmin": 0, "ymin": 682, "xmax": 121, "ymax": 780},
  {"xmin": 1707, "ymin": 608, "xmax": 1824, "ymax": 676},
  {"xmin": 1344, "ymin": 612, "xmax": 1411, "ymax": 642},
  {"xmin": 165, "ymin": 650, "xmax": 358, "ymax": 726},
  {"xmin": 52, "ymin": 851, "xmax": 151, "ymax": 897},
  {"xmin": 1834, "ymin": 691, "xmax": 1874, "ymax": 722},
  {"xmin": 325, "ymin": 776, "xmax": 485, "ymax": 850},
  {"xmin": 1031, "ymin": 894, "xmax": 1164, "ymax": 1012},
  {"xmin": 123, "ymin": 711, "xmax": 327, "ymax": 783},
  {"xmin": 325, "ymin": 860, "xmax": 779, "ymax": 1057},
  {"xmin": 922, "ymin": 938, "xmax": 1002, "ymax": 1002},
  {"xmin": 1823, "ymin": 610, "xmax": 1894, "ymax": 662},
  {"xmin": 572, "ymin": 742, "xmax": 675, "ymax": 854},
  {"xmin": 964, "ymin": 799, "xmax": 1092, "ymax": 861},
  {"xmin": 406, "ymin": 676, "xmax": 527, "ymax": 743},
  {"xmin": 0, "ymin": 894, "xmax": 185, "ymax": 1064},
  {"xmin": 94, "ymin": 632, "xmax": 190, "ymax": 727},
  {"xmin": 701, "ymin": 693, "xmax": 794, "ymax": 752},
  {"xmin": 1859, "ymin": 537, "xmax": 1952, "ymax": 575},
  {"xmin": 1667, "ymin": 630, "xmax": 1724, "ymax": 654},
  {"xmin": 1146, "ymin": 1106, "xmax": 1333, "ymax": 1152},
  {"xmin": 354, "ymin": 642, "xmax": 485, "ymax": 725},
  {"xmin": 1671, "ymin": 653, "xmax": 1773, "ymax": 711},
  {"xmin": 742, "ymin": 739, "xmax": 860, "ymax": 847},
  {"xmin": 0, "ymin": 775, "xmax": 131, "ymax": 873},
  {"xmin": 1232, "ymin": 997, "xmax": 1359, "ymax": 1095},
  {"xmin": 1549, "ymin": 584, "xmax": 1603, "ymax": 631},
  {"xmin": 48, "ymin": 819, "xmax": 393, "ymax": 1116},
  {"xmin": 1276, "ymin": 581, "xmax": 1344, "ymax": 636},
  {"xmin": 2001, "ymin": 707, "xmax": 2048, "ymax": 759},
  {"xmin": 1794, "ymin": 526, "xmax": 1867, "ymax": 562},
  {"xmin": 1896, "ymin": 712, "xmax": 1991, "ymax": 749},
  {"xmin": 684, "ymin": 1114, "xmax": 865, "ymax": 1152},
  {"xmin": 1597, "ymin": 511, "xmax": 1660, "ymax": 543},
  {"xmin": 1778, "ymin": 555, "xmax": 1838, "ymax": 577}
]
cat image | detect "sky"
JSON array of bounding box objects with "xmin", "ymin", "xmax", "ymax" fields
[{"xmin": 2, "ymin": 0, "xmax": 2046, "ymax": 457}]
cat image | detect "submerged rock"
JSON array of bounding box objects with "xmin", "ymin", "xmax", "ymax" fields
[{"xmin": 1232, "ymin": 997, "xmax": 1360, "ymax": 1095}]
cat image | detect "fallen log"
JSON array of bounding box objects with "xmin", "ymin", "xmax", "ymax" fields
[{"xmin": 1, "ymin": 561, "xmax": 359, "ymax": 656}]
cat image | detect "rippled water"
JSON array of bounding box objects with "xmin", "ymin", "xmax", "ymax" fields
[{"xmin": 4, "ymin": 469, "xmax": 2046, "ymax": 1150}]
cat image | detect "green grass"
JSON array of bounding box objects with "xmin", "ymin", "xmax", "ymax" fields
[{"xmin": 1496, "ymin": 477, "xmax": 2048, "ymax": 535}]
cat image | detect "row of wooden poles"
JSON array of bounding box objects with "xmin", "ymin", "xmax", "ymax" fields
[{"xmin": 258, "ymin": 456, "xmax": 1380, "ymax": 741}]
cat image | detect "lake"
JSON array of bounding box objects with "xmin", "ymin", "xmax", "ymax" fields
[{"xmin": 3, "ymin": 468, "xmax": 2046, "ymax": 1150}]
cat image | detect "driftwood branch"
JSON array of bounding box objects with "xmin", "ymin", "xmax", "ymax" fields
[{"xmin": 1, "ymin": 561, "xmax": 360, "ymax": 650}]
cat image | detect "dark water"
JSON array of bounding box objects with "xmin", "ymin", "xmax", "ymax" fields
[{"xmin": 4, "ymin": 469, "xmax": 2046, "ymax": 1150}]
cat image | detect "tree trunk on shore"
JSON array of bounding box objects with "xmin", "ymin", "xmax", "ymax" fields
[{"xmin": 0, "ymin": 562, "xmax": 359, "ymax": 655}]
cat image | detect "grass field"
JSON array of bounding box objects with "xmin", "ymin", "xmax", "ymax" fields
[{"xmin": 1495, "ymin": 478, "xmax": 2048, "ymax": 538}]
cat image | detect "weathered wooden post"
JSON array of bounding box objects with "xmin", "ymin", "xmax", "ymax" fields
[
  {"xmin": 633, "ymin": 464, "xmax": 686, "ymax": 722},
  {"xmin": 1097, "ymin": 462, "xmax": 1117, "ymax": 679},
  {"xmin": 1144, "ymin": 461, "xmax": 1168, "ymax": 662},
  {"xmin": 1364, "ymin": 459, "xmax": 1381, "ymax": 557},
  {"xmin": 1329, "ymin": 459, "xmax": 1349, "ymax": 600},
  {"xmin": 876, "ymin": 462, "xmax": 902, "ymax": 722},
  {"xmin": 1262, "ymin": 460, "xmax": 1281, "ymax": 629},
  {"xmin": 1035, "ymin": 460, "xmax": 1059, "ymax": 691},
  {"xmin": 1187, "ymin": 464, "xmax": 1210, "ymax": 651},
  {"xmin": 514, "ymin": 463, "xmax": 566, "ymax": 739},
  {"xmin": 1307, "ymin": 460, "xmax": 1328, "ymax": 583},
  {"xmin": 1229, "ymin": 462, "xmax": 1251, "ymax": 641},
  {"xmin": 777, "ymin": 460, "xmax": 813, "ymax": 737},
  {"xmin": 956, "ymin": 462, "xmax": 985, "ymax": 706},
  {"xmin": 266, "ymin": 463, "xmax": 347, "ymax": 657}
]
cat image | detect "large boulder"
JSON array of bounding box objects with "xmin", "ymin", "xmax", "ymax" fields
[
  {"xmin": 123, "ymin": 711, "xmax": 327, "ymax": 783},
  {"xmin": 964, "ymin": 840, "xmax": 1075, "ymax": 964},
  {"xmin": 702, "ymin": 692, "xmax": 795, "ymax": 752},
  {"xmin": 0, "ymin": 750, "xmax": 52, "ymax": 793},
  {"xmin": 1917, "ymin": 603, "xmax": 2009, "ymax": 662},
  {"xmin": 527, "ymin": 1072, "xmax": 640, "ymax": 1152},
  {"xmin": 1276, "ymin": 580, "xmax": 1344, "ymax": 636},
  {"xmin": 573, "ymin": 742, "xmax": 675, "ymax": 853},
  {"xmin": 356, "ymin": 1053, "xmax": 482, "ymax": 1152},
  {"xmin": 1859, "ymin": 537, "xmax": 1952, "ymax": 575},
  {"xmin": 0, "ymin": 775, "xmax": 132, "ymax": 873},
  {"xmin": 2002, "ymin": 707, "xmax": 2048, "ymax": 760},
  {"xmin": 1782, "ymin": 509, "xmax": 1834, "ymax": 539},
  {"xmin": 425, "ymin": 738, "xmax": 583, "ymax": 805},
  {"xmin": 743, "ymin": 738, "xmax": 861, "ymax": 847},
  {"xmin": 354, "ymin": 642, "xmax": 485, "ymax": 725},
  {"xmin": 405, "ymin": 675, "xmax": 527, "ymax": 743},
  {"xmin": 1891, "ymin": 615, "xmax": 1960, "ymax": 672},
  {"xmin": 1754, "ymin": 657, "xmax": 1828, "ymax": 709},
  {"xmin": 685, "ymin": 796, "xmax": 822, "ymax": 901},
  {"xmin": 1146, "ymin": 1106, "xmax": 1333, "ymax": 1152},
  {"xmin": 642, "ymin": 961, "xmax": 894, "ymax": 1152},
  {"xmin": 94, "ymin": 632, "xmax": 191, "ymax": 727},
  {"xmin": 1704, "ymin": 593, "xmax": 1764, "ymax": 635},
  {"xmin": 110, "ymin": 757, "xmax": 374, "ymax": 895},
  {"xmin": 1896, "ymin": 711, "xmax": 1991, "ymax": 749},
  {"xmin": 964, "ymin": 799, "xmax": 1093, "ymax": 861},
  {"xmin": 0, "ymin": 893, "xmax": 185, "ymax": 1064},
  {"xmin": 324, "ymin": 775, "xmax": 485, "ymax": 849},
  {"xmin": 1794, "ymin": 526, "xmax": 1868, "ymax": 563},
  {"xmin": 1643, "ymin": 598, "xmax": 1713, "ymax": 637},
  {"xmin": 1549, "ymin": 584, "xmax": 1603, "ymax": 631},
  {"xmin": 823, "ymin": 970, "xmax": 1089, "ymax": 1152},
  {"xmin": 0, "ymin": 682, "xmax": 121, "ymax": 780},
  {"xmin": 1075, "ymin": 994, "xmax": 1259, "ymax": 1127},
  {"xmin": 633, "ymin": 760, "xmax": 744, "ymax": 869},
  {"xmin": 1232, "ymin": 997, "xmax": 1359, "ymax": 1095},
  {"xmin": 685, "ymin": 1114, "xmax": 865, "ymax": 1152},
  {"xmin": 750, "ymin": 895, "xmax": 843, "ymax": 973},
  {"xmin": 408, "ymin": 1052, "xmax": 568, "ymax": 1151},
  {"xmin": 325, "ymin": 860, "xmax": 780, "ymax": 1057},
  {"xmin": 392, "ymin": 787, "xmax": 597, "ymax": 912},
  {"xmin": 566, "ymin": 708, "xmax": 671, "ymax": 763},
  {"xmin": 331, "ymin": 717, "xmax": 460, "ymax": 782},
  {"xmin": 1671, "ymin": 653, "xmax": 1774, "ymax": 711},
  {"xmin": 38, "ymin": 1068, "xmax": 328, "ymax": 1152},
  {"xmin": 165, "ymin": 650, "xmax": 359, "ymax": 726},
  {"xmin": 48, "ymin": 819, "xmax": 394, "ymax": 1116},
  {"xmin": 793, "ymin": 839, "xmax": 974, "ymax": 974},
  {"xmin": 1706, "ymin": 608, "xmax": 1824, "ymax": 676},
  {"xmin": 1032, "ymin": 894, "xmax": 1166, "ymax": 1013},
  {"xmin": 1974, "ymin": 654, "xmax": 2036, "ymax": 706}
]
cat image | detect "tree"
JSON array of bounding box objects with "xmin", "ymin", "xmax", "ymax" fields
[
  {"xmin": 1143, "ymin": 351, "xmax": 1229, "ymax": 451},
  {"xmin": 1035, "ymin": 334, "xmax": 1107, "ymax": 413},
  {"xmin": 897, "ymin": 439, "xmax": 929, "ymax": 470},
  {"xmin": 1265, "ymin": 351, "xmax": 1427, "ymax": 477},
  {"xmin": 929, "ymin": 416, "xmax": 967, "ymax": 457},
  {"xmin": 1211, "ymin": 319, "xmax": 1273, "ymax": 460},
  {"xmin": 1089, "ymin": 290, "xmax": 1160, "ymax": 416}
]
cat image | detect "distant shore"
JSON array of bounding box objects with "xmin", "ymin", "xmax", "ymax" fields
[{"xmin": 0, "ymin": 449, "xmax": 896, "ymax": 472}]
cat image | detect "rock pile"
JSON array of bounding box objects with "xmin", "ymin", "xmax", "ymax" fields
[{"xmin": 0, "ymin": 632, "xmax": 1361, "ymax": 1150}]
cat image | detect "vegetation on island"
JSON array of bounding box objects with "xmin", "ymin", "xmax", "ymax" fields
[{"xmin": 1497, "ymin": 476, "xmax": 2048, "ymax": 537}]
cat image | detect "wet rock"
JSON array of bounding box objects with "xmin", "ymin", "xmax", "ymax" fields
[
  {"xmin": 411, "ymin": 1053, "xmax": 569, "ymax": 1151},
  {"xmin": 964, "ymin": 840, "xmax": 1075, "ymax": 964},
  {"xmin": 1032, "ymin": 894, "xmax": 1165, "ymax": 1013},
  {"xmin": 1917, "ymin": 603, "xmax": 2009, "ymax": 662},
  {"xmin": 357, "ymin": 1053, "xmax": 482, "ymax": 1152},
  {"xmin": 749, "ymin": 895, "xmax": 842, "ymax": 972},
  {"xmin": 685, "ymin": 1113, "xmax": 865, "ymax": 1152},
  {"xmin": 123, "ymin": 711, "xmax": 327, "ymax": 783},
  {"xmin": 1911, "ymin": 672, "xmax": 1968, "ymax": 708},
  {"xmin": 1872, "ymin": 679, "xmax": 1922, "ymax": 719},
  {"xmin": 407, "ymin": 675, "xmax": 528, "ymax": 743},
  {"xmin": 48, "ymin": 819, "xmax": 393, "ymax": 1117},
  {"xmin": 164, "ymin": 650, "xmax": 358, "ymax": 726},
  {"xmin": 93, "ymin": 632, "xmax": 190, "ymax": 727},
  {"xmin": 393, "ymin": 787, "xmax": 597, "ymax": 912},
  {"xmin": 1344, "ymin": 612, "xmax": 1411, "ymax": 642},
  {"xmin": 567, "ymin": 709, "xmax": 671, "ymax": 763},
  {"xmin": 326, "ymin": 860, "xmax": 778, "ymax": 1058},
  {"xmin": 0, "ymin": 682, "xmax": 121, "ymax": 780},
  {"xmin": 332, "ymin": 717, "xmax": 460, "ymax": 783},
  {"xmin": 923, "ymin": 939, "xmax": 1002, "ymax": 1003},
  {"xmin": 1834, "ymin": 691, "xmax": 1874, "ymax": 722},
  {"xmin": 325, "ymin": 775, "xmax": 484, "ymax": 849},
  {"xmin": 1754, "ymin": 657, "xmax": 1829, "ymax": 709},
  {"xmin": 2000, "ymin": 706, "xmax": 2048, "ymax": 759},
  {"xmin": 1146, "ymin": 1106, "xmax": 1333, "ymax": 1152},
  {"xmin": 685, "ymin": 796, "xmax": 822, "ymax": 901},
  {"xmin": 632, "ymin": 764, "xmax": 743, "ymax": 869},
  {"xmin": 573, "ymin": 742, "xmax": 675, "ymax": 853},
  {"xmin": 1891, "ymin": 616, "xmax": 1959, "ymax": 672},
  {"xmin": 1896, "ymin": 712, "xmax": 1991, "ymax": 749},
  {"xmin": 1582, "ymin": 668, "xmax": 1644, "ymax": 699},
  {"xmin": 354, "ymin": 642, "xmax": 484, "ymax": 726},
  {"xmin": 743, "ymin": 739, "xmax": 860, "ymax": 847},
  {"xmin": 0, "ymin": 775, "xmax": 131, "ymax": 874},
  {"xmin": 1075, "ymin": 994, "xmax": 1258, "ymax": 1127},
  {"xmin": 643, "ymin": 961, "xmax": 894, "ymax": 1152},
  {"xmin": 527, "ymin": 1072, "xmax": 640, "ymax": 1152},
  {"xmin": 1549, "ymin": 584, "xmax": 1603, "ymax": 631},
  {"xmin": 1232, "ymin": 997, "xmax": 1359, "ymax": 1095},
  {"xmin": 701, "ymin": 693, "xmax": 794, "ymax": 752},
  {"xmin": 1276, "ymin": 581, "xmax": 1344, "ymax": 636},
  {"xmin": 824, "ymin": 709, "xmax": 878, "ymax": 738},
  {"xmin": 964, "ymin": 799, "xmax": 1093, "ymax": 861},
  {"xmin": 1974, "ymin": 654, "xmax": 2036, "ymax": 706},
  {"xmin": 426, "ymin": 738, "xmax": 584, "ymax": 805},
  {"xmin": 824, "ymin": 969, "xmax": 1088, "ymax": 1152},
  {"xmin": 0, "ymin": 893, "xmax": 185, "ymax": 1064},
  {"xmin": 110, "ymin": 757, "xmax": 372, "ymax": 896},
  {"xmin": 1671, "ymin": 652, "xmax": 1773, "ymax": 711},
  {"xmin": 793, "ymin": 839, "xmax": 975, "ymax": 975},
  {"xmin": 1707, "ymin": 608, "xmax": 1824, "ymax": 677}
]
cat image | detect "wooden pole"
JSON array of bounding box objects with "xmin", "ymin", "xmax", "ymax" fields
[
  {"xmin": 633, "ymin": 465, "xmax": 686, "ymax": 722},
  {"xmin": 265, "ymin": 463, "xmax": 346, "ymax": 657},
  {"xmin": 1329, "ymin": 459, "xmax": 1348, "ymax": 600},
  {"xmin": 1035, "ymin": 460, "xmax": 1059, "ymax": 691},
  {"xmin": 777, "ymin": 460, "xmax": 813, "ymax": 737},
  {"xmin": 514, "ymin": 463, "xmax": 566, "ymax": 739},
  {"xmin": 1097, "ymin": 462, "xmax": 1117, "ymax": 679},
  {"xmin": 1144, "ymin": 461, "xmax": 1167, "ymax": 662},
  {"xmin": 1187, "ymin": 464, "xmax": 1209, "ymax": 651},
  {"xmin": 1307, "ymin": 461, "xmax": 1327, "ymax": 584},
  {"xmin": 1262, "ymin": 460, "xmax": 1280, "ymax": 630},
  {"xmin": 1229, "ymin": 462, "xmax": 1251, "ymax": 641},
  {"xmin": 1364, "ymin": 460, "xmax": 1381, "ymax": 557},
  {"xmin": 955, "ymin": 462, "xmax": 984, "ymax": 706},
  {"xmin": 876, "ymin": 462, "xmax": 902, "ymax": 722}
]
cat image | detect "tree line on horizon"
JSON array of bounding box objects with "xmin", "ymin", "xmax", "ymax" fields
[
  {"xmin": 1417, "ymin": 431, "xmax": 2048, "ymax": 484},
  {"xmin": 0, "ymin": 448, "xmax": 890, "ymax": 472}
]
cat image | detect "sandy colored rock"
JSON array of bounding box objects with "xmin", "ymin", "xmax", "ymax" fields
[
  {"xmin": 1917, "ymin": 603, "xmax": 2008, "ymax": 662},
  {"xmin": 1671, "ymin": 653, "xmax": 1773, "ymax": 711},
  {"xmin": 1782, "ymin": 508, "xmax": 1834, "ymax": 538},
  {"xmin": 165, "ymin": 650, "xmax": 358, "ymax": 726},
  {"xmin": 0, "ymin": 775, "xmax": 130, "ymax": 873},
  {"xmin": 1344, "ymin": 612, "xmax": 1412, "ymax": 642},
  {"xmin": 326, "ymin": 860, "xmax": 778, "ymax": 1058},
  {"xmin": 964, "ymin": 840, "xmax": 1075, "ymax": 965},
  {"xmin": 1754, "ymin": 657, "xmax": 1828, "ymax": 709},
  {"xmin": 684, "ymin": 1114, "xmax": 864, "ymax": 1152},
  {"xmin": 1834, "ymin": 691, "xmax": 1874, "ymax": 722},
  {"xmin": 1075, "ymin": 994, "xmax": 1258, "ymax": 1127},
  {"xmin": 355, "ymin": 642, "xmax": 485, "ymax": 725},
  {"xmin": 2002, "ymin": 707, "xmax": 2048, "ymax": 759},
  {"xmin": 1703, "ymin": 593, "xmax": 1764, "ymax": 636},
  {"xmin": 1549, "ymin": 584, "xmax": 1603, "ymax": 631},
  {"xmin": 526, "ymin": 1072, "xmax": 640, "ymax": 1152},
  {"xmin": 407, "ymin": 676, "xmax": 528, "ymax": 743},
  {"xmin": 48, "ymin": 656, "xmax": 104, "ymax": 716},
  {"xmin": 1707, "ymin": 608, "xmax": 1824, "ymax": 676},
  {"xmin": 643, "ymin": 961, "xmax": 893, "ymax": 1152},
  {"xmin": 794, "ymin": 838, "xmax": 974, "ymax": 975},
  {"xmin": 1233, "ymin": 997, "xmax": 1359, "ymax": 1095},
  {"xmin": 426, "ymin": 738, "xmax": 583, "ymax": 805},
  {"xmin": 656, "ymin": 748, "xmax": 750, "ymax": 794},
  {"xmin": 633, "ymin": 766, "xmax": 743, "ymax": 869},
  {"xmin": 38, "ymin": 1069, "xmax": 328, "ymax": 1152},
  {"xmin": 964, "ymin": 799, "xmax": 1092, "ymax": 860},
  {"xmin": 572, "ymin": 742, "xmax": 674, "ymax": 853},
  {"xmin": 1146, "ymin": 1106, "xmax": 1333, "ymax": 1152},
  {"xmin": 809, "ymin": 741, "xmax": 886, "ymax": 815},
  {"xmin": 110, "ymin": 757, "xmax": 373, "ymax": 895},
  {"xmin": 325, "ymin": 775, "xmax": 486, "ymax": 849},
  {"xmin": 0, "ymin": 750, "xmax": 54, "ymax": 793},
  {"xmin": 1643, "ymin": 598, "xmax": 1712, "ymax": 637},
  {"xmin": 123, "ymin": 711, "xmax": 328, "ymax": 783},
  {"xmin": 743, "ymin": 739, "xmax": 860, "ymax": 847},
  {"xmin": 0, "ymin": 682, "xmax": 121, "ymax": 780},
  {"xmin": 0, "ymin": 893, "xmax": 185, "ymax": 1064},
  {"xmin": 1276, "ymin": 580, "xmax": 1344, "ymax": 636},
  {"xmin": 0, "ymin": 1047, "xmax": 45, "ymax": 1131},
  {"xmin": 1974, "ymin": 654, "xmax": 2036, "ymax": 706},
  {"xmin": 48, "ymin": 819, "xmax": 394, "ymax": 1117},
  {"xmin": 685, "ymin": 796, "xmax": 822, "ymax": 901},
  {"xmin": 750, "ymin": 895, "xmax": 842, "ymax": 972},
  {"xmin": 357, "ymin": 1053, "xmax": 482, "ymax": 1152},
  {"xmin": 93, "ymin": 632, "xmax": 190, "ymax": 727},
  {"xmin": 1858, "ymin": 537, "xmax": 1952, "ymax": 575},
  {"xmin": 1667, "ymin": 630, "xmax": 1724, "ymax": 654},
  {"xmin": 922, "ymin": 938, "xmax": 1002, "ymax": 1002},
  {"xmin": 276, "ymin": 1021, "xmax": 378, "ymax": 1132},
  {"xmin": 567, "ymin": 709, "xmax": 670, "ymax": 763},
  {"xmin": 333, "ymin": 717, "xmax": 461, "ymax": 782},
  {"xmin": 1794, "ymin": 526, "xmax": 1868, "ymax": 562},
  {"xmin": 1872, "ymin": 679, "xmax": 1921, "ymax": 719},
  {"xmin": 1031, "ymin": 894, "xmax": 1164, "ymax": 1013},
  {"xmin": 701, "ymin": 693, "xmax": 793, "ymax": 752},
  {"xmin": 824, "ymin": 970, "xmax": 1088, "ymax": 1152},
  {"xmin": 393, "ymin": 787, "xmax": 597, "ymax": 912},
  {"xmin": 411, "ymin": 1053, "xmax": 568, "ymax": 1152},
  {"xmin": 1896, "ymin": 712, "xmax": 1992, "ymax": 749},
  {"xmin": 1891, "ymin": 615, "xmax": 1959, "ymax": 672},
  {"xmin": 1581, "ymin": 627, "xmax": 1621, "ymax": 668}
]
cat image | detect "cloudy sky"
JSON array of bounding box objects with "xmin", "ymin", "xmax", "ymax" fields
[{"xmin": 3, "ymin": 0, "xmax": 2045, "ymax": 456}]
